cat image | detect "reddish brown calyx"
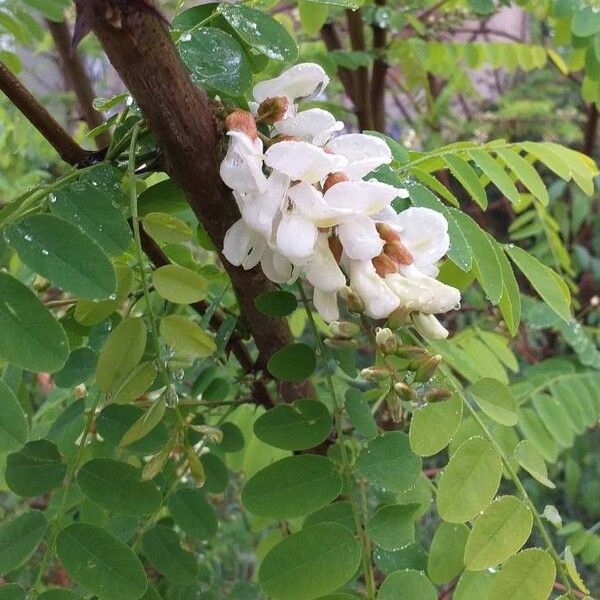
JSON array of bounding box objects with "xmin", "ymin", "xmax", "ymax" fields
[
  {"xmin": 372, "ymin": 253, "xmax": 398, "ymax": 277},
  {"xmin": 256, "ymin": 96, "xmax": 289, "ymax": 125},
  {"xmin": 323, "ymin": 171, "xmax": 349, "ymax": 192},
  {"xmin": 328, "ymin": 235, "xmax": 343, "ymax": 263},
  {"xmin": 225, "ymin": 109, "xmax": 258, "ymax": 140}
]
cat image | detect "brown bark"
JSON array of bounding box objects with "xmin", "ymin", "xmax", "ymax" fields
[
  {"xmin": 46, "ymin": 19, "xmax": 112, "ymax": 149},
  {"xmin": 78, "ymin": 0, "xmax": 312, "ymax": 399},
  {"xmin": 320, "ymin": 22, "xmax": 357, "ymax": 106},
  {"xmin": 582, "ymin": 103, "xmax": 598, "ymax": 158},
  {"xmin": 0, "ymin": 61, "xmax": 91, "ymax": 165},
  {"xmin": 370, "ymin": 0, "xmax": 388, "ymax": 132},
  {"xmin": 346, "ymin": 9, "xmax": 373, "ymax": 131}
]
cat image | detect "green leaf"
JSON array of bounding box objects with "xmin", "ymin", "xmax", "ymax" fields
[
  {"xmin": 242, "ymin": 455, "xmax": 342, "ymax": 519},
  {"xmin": 409, "ymin": 184, "xmax": 472, "ymax": 272},
  {"xmin": 409, "ymin": 393, "xmax": 462, "ymax": 457},
  {"xmin": 303, "ymin": 502, "xmax": 356, "ymax": 533},
  {"xmin": 450, "ymin": 209, "xmax": 503, "ymax": 304},
  {"xmin": 469, "ymin": 377, "xmax": 518, "ymax": 426},
  {"xmin": 437, "ymin": 437, "xmax": 502, "ymax": 523},
  {"xmin": 200, "ymin": 453, "xmax": 229, "ymax": 493},
  {"xmin": 377, "ymin": 569, "xmax": 437, "ymax": 600},
  {"xmin": 119, "ymin": 399, "xmax": 166, "ymax": 448},
  {"xmin": 521, "ymin": 142, "xmax": 570, "ymax": 181},
  {"xmin": 572, "ymin": 7, "xmax": 600, "ymax": 38},
  {"xmin": 253, "ymin": 399, "xmax": 331, "ymax": 450},
  {"xmin": 368, "ymin": 504, "xmax": 419, "ymax": 551},
  {"xmin": 179, "ymin": 27, "xmax": 252, "ymax": 96},
  {"xmin": 141, "ymin": 525, "xmax": 199, "ymax": 584},
  {"xmin": 303, "ymin": 0, "xmax": 362, "ymax": 7},
  {"xmin": 356, "ymin": 432, "xmax": 422, "ymax": 494},
  {"xmin": 160, "ymin": 315, "xmax": 216, "ymax": 359},
  {"xmin": 454, "ymin": 571, "xmax": 495, "ymax": 600},
  {"xmin": 152, "ymin": 265, "xmax": 208, "ymax": 304},
  {"xmin": 487, "ymin": 549, "xmax": 555, "ymax": 600},
  {"xmin": 259, "ymin": 523, "xmax": 362, "ymax": 600},
  {"xmin": 96, "ymin": 317, "xmax": 147, "ymax": 394},
  {"xmin": 138, "ymin": 179, "xmax": 189, "ymax": 216},
  {"xmin": 427, "ymin": 522, "xmax": 469, "ymax": 584},
  {"xmin": 77, "ymin": 458, "xmax": 161, "ymax": 516},
  {"xmin": 168, "ymin": 488, "xmax": 218, "ymax": 541},
  {"xmin": 21, "ymin": 0, "xmax": 70, "ymax": 21},
  {"xmin": 464, "ymin": 496, "xmax": 533, "ymax": 571},
  {"xmin": 37, "ymin": 591, "xmax": 82, "ymax": 600},
  {"xmin": 0, "ymin": 378, "xmax": 29, "ymax": 453},
  {"xmin": 142, "ymin": 212, "xmax": 192, "ymax": 244},
  {"xmin": 0, "ymin": 272, "xmax": 69, "ymax": 373},
  {"xmin": 505, "ymin": 245, "xmax": 571, "ymax": 322},
  {"xmin": 5, "ymin": 214, "xmax": 117, "ymax": 300},
  {"xmin": 0, "ymin": 511, "xmax": 47, "ymax": 575},
  {"xmin": 54, "ymin": 347, "xmax": 97, "ymax": 388},
  {"xmin": 255, "ymin": 291, "xmax": 298, "ymax": 317},
  {"xmin": 218, "ymin": 4, "xmax": 298, "ymax": 62},
  {"xmin": 345, "ymin": 389, "xmax": 379, "ymax": 439},
  {"xmin": 564, "ymin": 546, "xmax": 589, "ymax": 594},
  {"xmin": 112, "ymin": 361, "xmax": 158, "ymax": 406},
  {"xmin": 56, "ymin": 523, "xmax": 148, "ymax": 600},
  {"xmin": 517, "ymin": 407, "xmax": 559, "ymax": 464},
  {"xmin": 444, "ymin": 154, "xmax": 488, "ymax": 209},
  {"xmin": 96, "ymin": 404, "xmax": 169, "ymax": 455},
  {"xmin": 50, "ymin": 182, "xmax": 131, "ymax": 257},
  {"xmin": 5, "ymin": 440, "xmax": 66, "ymax": 497},
  {"xmin": 0, "ymin": 585, "xmax": 26, "ymax": 600},
  {"xmin": 298, "ymin": 1, "xmax": 328, "ymax": 36},
  {"xmin": 493, "ymin": 241, "xmax": 521, "ymax": 335},
  {"xmin": 468, "ymin": 149, "xmax": 520, "ymax": 204},
  {"xmin": 513, "ymin": 440, "xmax": 555, "ymax": 488},
  {"xmin": 495, "ymin": 148, "xmax": 549, "ymax": 205},
  {"xmin": 267, "ymin": 343, "xmax": 316, "ymax": 382}
]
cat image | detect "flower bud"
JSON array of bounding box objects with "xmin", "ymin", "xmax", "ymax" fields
[
  {"xmin": 340, "ymin": 286, "xmax": 365, "ymax": 314},
  {"xmin": 385, "ymin": 240, "xmax": 413, "ymax": 266},
  {"xmin": 375, "ymin": 327, "xmax": 398, "ymax": 355},
  {"xmin": 394, "ymin": 381, "xmax": 415, "ymax": 402},
  {"xmin": 387, "ymin": 303, "xmax": 415, "ymax": 327},
  {"xmin": 225, "ymin": 109, "xmax": 258, "ymax": 139},
  {"xmin": 412, "ymin": 313, "xmax": 449, "ymax": 340},
  {"xmin": 425, "ymin": 388, "xmax": 452, "ymax": 402},
  {"xmin": 325, "ymin": 337, "xmax": 359, "ymax": 350},
  {"xmin": 256, "ymin": 96, "xmax": 289, "ymax": 124},
  {"xmin": 385, "ymin": 389, "xmax": 402, "ymax": 423},
  {"xmin": 323, "ymin": 171, "xmax": 349, "ymax": 192},
  {"xmin": 329, "ymin": 320, "xmax": 360, "ymax": 339},
  {"xmin": 413, "ymin": 354, "xmax": 442, "ymax": 383},
  {"xmin": 372, "ymin": 253, "xmax": 398, "ymax": 277},
  {"xmin": 395, "ymin": 344, "xmax": 426, "ymax": 361},
  {"xmin": 361, "ymin": 366, "xmax": 390, "ymax": 382}
]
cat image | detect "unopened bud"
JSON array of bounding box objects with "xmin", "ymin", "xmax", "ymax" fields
[
  {"xmin": 425, "ymin": 388, "xmax": 452, "ymax": 402},
  {"xmin": 385, "ymin": 389, "xmax": 402, "ymax": 423},
  {"xmin": 372, "ymin": 253, "xmax": 398, "ymax": 277},
  {"xmin": 414, "ymin": 354, "xmax": 442, "ymax": 383},
  {"xmin": 385, "ymin": 241, "xmax": 413, "ymax": 266},
  {"xmin": 329, "ymin": 320, "xmax": 360, "ymax": 339},
  {"xmin": 361, "ymin": 366, "xmax": 390, "ymax": 382},
  {"xmin": 323, "ymin": 171, "xmax": 349, "ymax": 192},
  {"xmin": 340, "ymin": 286, "xmax": 365, "ymax": 314},
  {"xmin": 395, "ymin": 344, "xmax": 426, "ymax": 361},
  {"xmin": 375, "ymin": 327, "xmax": 398, "ymax": 354},
  {"xmin": 325, "ymin": 337, "xmax": 359, "ymax": 350},
  {"xmin": 225, "ymin": 109, "xmax": 258, "ymax": 139},
  {"xmin": 394, "ymin": 381, "xmax": 415, "ymax": 402},
  {"xmin": 376, "ymin": 222, "xmax": 400, "ymax": 243},
  {"xmin": 387, "ymin": 303, "xmax": 415, "ymax": 327},
  {"xmin": 256, "ymin": 96, "xmax": 289, "ymax": 124}
]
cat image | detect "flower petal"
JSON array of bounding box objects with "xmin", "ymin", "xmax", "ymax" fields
[
  {"xmin": 348, "ymin": 260, "xmax": 399, "ymax": 319},
  {"xmin": 276, "ymin": 213, "xmax": 318, "ymax": 262},
  {"xmin": 219, "ymin": 131, "xmax": 267, "ymax": 194},
  {"xmin": 325, "ymin": 180, "xmax": 402, "ymax": 215},
  {"xmin": 261, "ymin": 248, "xmax": 294, "ymax": 284},
  {"xmin": 253, "ymin": 63, "xmax": 330, "ymax": 104},
  {"xmin": 326, "ymin": 134, "xmax": 392, "ymax": 179},
  {"xmin": 395, "ymin": 207, "xmax": 450, "ymax": 269},
  {"xmin": 313, "ymin": 288, "xmax": 340, "ymax": 322},
  {"xmin": 413, "ymin": 313, "xmax": 449, "ymax": 339},
  {"xmin": 337, "ymin": 215, "xmax": 384, "ymax": 261},
  {"xmin": 265, "ymin": 141, "xmax": 347, "ymax": 183},
  {"xmin": 305, "ymin": 233, "xmax": 346, "ymax": 292},
  {"xmin": 275, "ymin": 108, "xmax": 344, "ymax": 145},
  {"xmin": 223, "ymin": 219, "xmax": 266, "ymax": 269},
  {"xmin": 385, "ymin": 270, "xmax": 460, "ymax": 314},
  {"xmin": 288, "ymin": 181, "xmax": 351, "ymax": 227}
]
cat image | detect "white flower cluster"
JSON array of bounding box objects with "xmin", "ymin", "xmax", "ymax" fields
[{"xmin": 220, "ymin": 63, "xmax": 460, "ymax": 339}]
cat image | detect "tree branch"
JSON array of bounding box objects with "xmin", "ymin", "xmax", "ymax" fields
[
  {"xmin": 320, "ymin": 22, "xmax": 357, "ymax": 107},
  {"xmin": 582, "ymin": 103, "xmax": 598, "ymax": 157},
  {"xmin": 0, "ymin": 61, "xmax": 92, "ymax": 165},
  {"xmin": 46, "ymin": 18, "xmax": 112, "ymax": 149},
  {"xmin": 370, "ymin": 0, "xmax": 388, "ymax": 132},
  {"xmin": 79, "ymin": 0, "xmax": 312, "ymax": 400},
  {"xmin": 346, "ymin": 9, "xmax": 373, "ymax": 131}
]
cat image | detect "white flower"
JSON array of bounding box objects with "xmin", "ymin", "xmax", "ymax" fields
[
  {"xmin": 326, "ymin": 134, "xmax": 394, "ymax": 180},
  {"xmin": 223, "ymin": 219, "xmax": 267, "ymax": 270},
  {"xmin": 348, "ymin": 259, "xmax": 400, "ymax": 319},
  {"xmin": 233, "ymin": 171, "xmax": 289, "ymax": 238},
  {"xmin": 313, "ymin": 288, "xmax": 340, "ymax": 322},
  {"xmin": 260, "ymin": 247, "xmax": 295, "ymax": 284},
  {"xmin": 264, "ymin": 140, "xmax": 347, "ymax": 183},
  {"xmin": 413, "ymin": 313, "xmax": 450, "ymax": 339},
  {"xmin": 274, "ymin": 108, "xmax": 344, "ymax": 146},
  {"xmin": 220, "ymin": 131, "xmax": 266, "ymax": 194},
  {"xmin": 253, "ymin": 62, "xmax": 330, "ymax": 106},
  {"xmin": 305, "ymin": 233, "xmax": 346, "ymax": 292}
]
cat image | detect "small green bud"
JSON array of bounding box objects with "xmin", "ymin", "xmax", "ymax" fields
[
  {"xmin": 385, "ymin": 389, "xmax": 402, "ymax": 423},
  {"xmin": 393, "ymin": 381, "xmax": 415, "ymax": 402},
  {"xmin": 395, "ymin": 345, "xmax": 426, "ymax": 361},
  {"xmin": 360, "ymin": 366, "xmax": 390, "ymax": 382},
  {"xmin": 375, "ymin": 327, "xmax": 398, "ymax": 355},
  {"xmin": 340, "ymin": 286, "xmax": 365, "ymax": 314},
  {"xmin": 324, "ymin": 337, "xmax": 359, "ymax": 350},
  {"xmin": 329, "ymin": 320, "xmax": 360, "ymax": 340},
  {"xmin": 425, "ymin": 388, "xmax": 452, "ymax": 402},
  {"xmin": 414, "ymin": 354, "xmax": 442, "ymax": 383}
]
